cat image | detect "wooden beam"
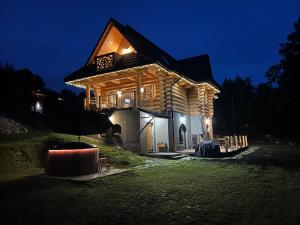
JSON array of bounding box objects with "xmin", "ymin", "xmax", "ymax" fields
[
  {"xmin": 93, "ymin": 83, "xmax": 106, "ymax": 87},
  {"xmin": 109, "ymin": 80, "xmax": 121, "ymax": 84},
  {"xmin": 126, "ymin": 76, "xmax": 136, "ymax": 81},
  {"xmin": 136, "ymin": 73, "xmax": 142, "ymax": 107}
]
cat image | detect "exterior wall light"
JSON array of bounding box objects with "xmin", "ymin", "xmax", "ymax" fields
[
  {"xmin": 117, "ymin": 91, "xmax": 122, "ymax": 98},
  {"xmin": 140, "ymin": 87, "xmax": 144, "ymax": 93},
  {"xmin": 122, "ymin": 48, "xmax": 131, "ymax": 54},
  {"xmin": 205, "ymin": 117, "xmax": 210, "ymax": 125},
  {"xmin": 180, "ymin": 116, "xmax": 185, "ymax": 124}
]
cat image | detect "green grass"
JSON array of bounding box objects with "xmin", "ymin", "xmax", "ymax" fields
[
  {"xmin": 0, "ymin": 132, "xmax": 145, "ymax": 173},
  {"xmin": 0, "ymin": 144, "xmax": 300, "ymax": 225}
]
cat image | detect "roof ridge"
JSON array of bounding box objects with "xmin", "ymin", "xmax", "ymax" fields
[{"xmin": 178, "ymin": 54, "xmax": 209, "ymax": 62}]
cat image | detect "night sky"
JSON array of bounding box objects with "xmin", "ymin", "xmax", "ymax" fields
[{"xmin": 1, "ymin": 0, "xmax": 299, "ymax": 91}]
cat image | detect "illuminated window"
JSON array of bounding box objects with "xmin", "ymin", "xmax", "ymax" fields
[
  {"xmin": 108, "ymin": 94, "xmax": 117, "ymax": 108},
  {"xmin": 141, "ymin": 85, "xmax": 152, "ymax": 107},
  {"xmin": 122, "ymin": 92, "xmax": 135, "ymax": 108}
]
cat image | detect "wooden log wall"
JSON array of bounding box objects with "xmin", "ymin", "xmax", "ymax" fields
[
  {"xmin": 171, "ymin": 83, "xmax": 189, "ymax": 114},
  {"xmin": 207, "ymin": 89, "xmax": 215, "ymax": 117},
  {"xmin": 198, "ymin": 84, "xmax": 207, "ymax": 115},
  {"xmin": 156, "ymin": 70, "xmax": 190, "ymax": 114},
  {"xmin": 80, "ymin": 67, "xmax": 218, "ymax": 116},
  {"xmin": 188, "ymin": 87, "xmax": 200, "ymax": 115}
]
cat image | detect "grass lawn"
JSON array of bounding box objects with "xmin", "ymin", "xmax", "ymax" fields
[{"xmin": 0, "ymin": 144, "xmax": 300, "ymax": 225}]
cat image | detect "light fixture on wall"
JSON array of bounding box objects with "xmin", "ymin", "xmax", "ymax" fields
[
  {"xmin": 205, "ymin": 117, "xmax": 210, "ymax": 125},
  {"xmin": 180, "ymin": 116, "xmax": 185, "ymax": 124},
  {"xmin": 122, "ymin": 48, "xmax": 131, "ymax": 54},
  {"xmin": 117, "ymin": 91, "xmax": 122, "ymax": 97},
  {"xmin": 140, "ymin": 87, "xmax": 144, "ymax": 93}
]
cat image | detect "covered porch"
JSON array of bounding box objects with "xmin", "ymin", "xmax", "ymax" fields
[{"xmin": 77, "ymin": 65, "xmax": 164, "ymax": 112}]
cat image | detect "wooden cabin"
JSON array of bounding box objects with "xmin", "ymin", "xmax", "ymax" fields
[{"xmin": 64, "ymin": 18, "xmax": 220, "ymax": 154}]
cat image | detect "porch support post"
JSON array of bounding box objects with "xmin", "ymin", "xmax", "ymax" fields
[
  {"xmin": 242, "ymin": 135, "xmax": 245, "ymax": 147},
  {"xmin": 85, "ymin": 84, "xmax": 91, "ymax": 110},
  {"xmin": 136, "ymin": 72, "xmax": 142, "ymax": 107},
  {"xmin": 95, "ymin": 87, "xmax": 101, "ymax": 110},
  {"xmin": 234, "ymin": 135, "xmax": 238, "ymax": 149}
]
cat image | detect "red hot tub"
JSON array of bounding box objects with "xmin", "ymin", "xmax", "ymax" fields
[{"xmin": 46, "ymin": 142, "xmax": 99, "ymax": 176}]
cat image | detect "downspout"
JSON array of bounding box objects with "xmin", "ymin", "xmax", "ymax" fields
[{"xmin": 171, "ymin": 76, "xmax": 182, "ymax": 151}]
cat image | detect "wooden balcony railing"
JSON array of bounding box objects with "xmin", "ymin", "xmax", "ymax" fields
[{"xmin": 214, "ymin": 135, "xmax": 248, "ymax": 152}]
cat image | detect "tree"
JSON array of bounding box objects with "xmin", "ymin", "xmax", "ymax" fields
[
  {"xmin": 266, "ymin": 17, "xmax": 300, "ymax": 136},
  {"xmin": 214, "ymin": 76, "xmax": 256, "ymax": 136}
]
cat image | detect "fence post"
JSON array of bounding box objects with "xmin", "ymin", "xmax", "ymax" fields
[
  {"xmin": 234, "ymin": 135, "xmax": 238, "ymax": 149},
  {"xmin": 245, "ymin": 135, "xmax": 248, "ymax": 147}
]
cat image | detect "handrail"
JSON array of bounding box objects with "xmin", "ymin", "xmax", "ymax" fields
[{"xmin": 214, "ymin": 135, "xmax": 248, "ymax": 152}]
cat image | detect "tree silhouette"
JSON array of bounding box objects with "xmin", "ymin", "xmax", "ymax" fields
[{"xmin": 266, "ymin": 17, "xmax": 300, "ymax": 136}]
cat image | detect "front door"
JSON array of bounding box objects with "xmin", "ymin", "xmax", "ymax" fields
[
  {"xmin": 146, "ymin": 123, "xmax": 153, "ymax": 152},
  {"xmin": 179, "ymin": 124, "xmax": 187, "ymax": 149}
]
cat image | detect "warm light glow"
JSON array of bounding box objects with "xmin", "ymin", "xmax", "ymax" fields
[
  {"xmin": 109, "ymin": 114, "xmax": 115, "ymax": 123},
  {"xmin": 180, "ymin": 116, "xmax": 185, "ymax": 124},
  {"xmin": 140, "ymin": 87, "xmax": 144, "ymax": 93},
  {"xmin": 121, "ymin": 48, "xmax": 131, "ymax": 54},
  {"xmin": 117, "ymin": 91, "xmax": 122, "ymax": 97},
  {"xmin": 205, "ymin": 118, "xmax": 210, "ymax": 125},
  {"xmin": 48, "ymin": 148, "xmax": 97, "ymax": 155}
]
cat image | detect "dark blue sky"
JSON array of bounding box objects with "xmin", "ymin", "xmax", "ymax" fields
[{"xmin": 1, "ymin": 0, "xmax": 299, "ymax": 91}]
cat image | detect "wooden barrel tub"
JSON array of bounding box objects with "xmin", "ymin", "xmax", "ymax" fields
[{"xmin": 46, "ymin": 142, "xmax": 99, "ymax": 176}]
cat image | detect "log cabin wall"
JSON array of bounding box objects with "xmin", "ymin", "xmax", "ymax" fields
[
  {"xmin": 171, "ymin": 83, "xmax": 189, "ymax": 114},
  {"xmin": 188, "ymin": 87, "xmax": 201, "ymax": 115},
  {"xmin": 79, "ymin": 65, "xmax": 218, "ymax": 117}
]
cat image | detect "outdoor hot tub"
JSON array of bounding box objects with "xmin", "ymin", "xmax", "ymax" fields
[{"xmin": 46, "ymin": 142, "xmax": 99, "ymax": 176}]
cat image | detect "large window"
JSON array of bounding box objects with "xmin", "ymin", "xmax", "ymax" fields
[
  {"xmin": 108, "ymin": 91, "xmax": 135, "ymax": 108},
  {"xmin": 122, "ymin": 92, "xmax": 135, "ymax": 108},
  {"xmin": 108, "ymin": 94, "xmax": 117, "ymax": 108},
  {"xmin": 141, "ymin": 85, "xmax": 153, "ymax": 107}
]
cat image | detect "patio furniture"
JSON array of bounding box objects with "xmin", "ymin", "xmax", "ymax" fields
[
  {"xmin": 157, "ymin": 143, "xmax": 168, "ymax": 152},
  {"xmin": 98, "ymin": 157, "xmax": 110, "ymax": 173}
]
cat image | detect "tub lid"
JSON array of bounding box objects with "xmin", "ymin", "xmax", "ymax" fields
[{"xmin": 53, "ymin": 142, "xmax": 97, "ymax": 150}]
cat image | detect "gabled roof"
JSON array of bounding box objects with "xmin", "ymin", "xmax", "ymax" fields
[
  {"xmin": 176, "ymin": 54, "xmax": 219, "ymax": 88},
  {"xmin": 65, "ymin": 18, "xmax": 219, "ymax": 89}
]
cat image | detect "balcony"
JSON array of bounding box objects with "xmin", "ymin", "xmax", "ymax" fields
[
  {"xmin": 84, "ymin": 86, "xmax": 153, "ymax": 111},
  {"xmin": 95, "ymin": 52, "xmax": 121, "ymax": 72}
]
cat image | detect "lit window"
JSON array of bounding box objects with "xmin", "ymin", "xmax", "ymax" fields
[
  {"xmin": 108, "ymin": 94, "xmax": 117, "ymax": 108},
  {"xmin": 122, "ymin": 92, "xmax": 135, "ymax": 108}
]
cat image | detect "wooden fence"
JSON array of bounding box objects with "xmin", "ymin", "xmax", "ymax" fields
[{"xmin": 214, "ymin": 135, "xmax": 248, "ymax": 152}]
